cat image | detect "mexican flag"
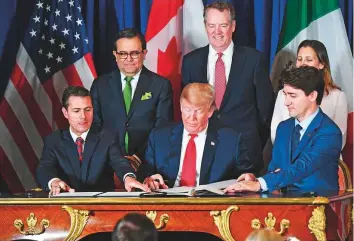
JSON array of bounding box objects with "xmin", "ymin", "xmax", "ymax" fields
[{"xmin": 271, "ymin": 0, "xmax": 353, "ymax": 175}]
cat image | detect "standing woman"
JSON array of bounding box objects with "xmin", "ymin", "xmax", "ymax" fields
[{"xmin": 271, "ymin": 40, "xmax": 348, "ymax": 148}]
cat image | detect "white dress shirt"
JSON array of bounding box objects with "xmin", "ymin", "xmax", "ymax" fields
[
  {"xmin": 120, "ymin": 69, "xmax": 142, "ymax": 98},
  {"xmin": 259, "ymin": 108, "xmax": 320, "ymax": 191},
  {"xmin": 271, "ymin": 88, "xmax": 348, "ymax": 148},
  {"xmin": 174, "ymin": 127, "xmax": 208, "ymax": 187},
  {"xmin": 207, "ymin": 42, "xmax": 234, "ymax": 86}
]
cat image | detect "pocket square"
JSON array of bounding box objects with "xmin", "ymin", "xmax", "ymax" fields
[{"xmin": 141, "ymin": 92, "xmax": 152, "ymax": 100}]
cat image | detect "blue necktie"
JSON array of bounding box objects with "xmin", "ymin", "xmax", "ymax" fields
[{"xmin": 291, "ymin": 124, "xmax": 302, "ymax": 159}]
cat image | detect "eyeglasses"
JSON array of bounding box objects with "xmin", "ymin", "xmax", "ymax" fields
[{"xmin": 115, "ymin": 51, "xmax": 143, "ymax": 59}]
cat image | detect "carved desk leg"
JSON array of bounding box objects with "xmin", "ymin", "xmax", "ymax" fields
[
  {"xmin": 62, "ymin": 205, "xmax": 90, "ymax": 241},
  {"xmin": 210, "ymin": 205, "xmax": 239, "ymax": 241},
  {"xmin": 308, "ymin": 206, "xmax": 327, "ymax": 241}
]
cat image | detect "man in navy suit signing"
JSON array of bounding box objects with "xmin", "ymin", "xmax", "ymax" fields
[
  {"xmin": 139, "ymin": 83, "xmax": 255, "ymax": 190},
  {"xmin": 181, "ymin": 1, "xmax": 275, "ymax": 174},
  {"xmin": 36, "ymin": 86, "xmax": 149, "ymax": 195},
  {"xmin": 224, "ymin": 66, "xmax": 342, "ymax": 193}
]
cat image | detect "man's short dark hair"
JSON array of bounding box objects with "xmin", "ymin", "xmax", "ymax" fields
[
  {"xmin": 283, "ymin": 66, "xmax": 325, "ymax": 105},
  {"xmin": 113, "ymin": 28, "xmax": 147, "ymax": 51},
  {"xmin": 204, "ymin": 1, "xmax": 236, "ymax": 23},
  {"xmin": 62, "ymin": 86, "xmax": 90, "ymax": 109},
  {"xmin": 112, "ymin": 213, "xmax": 158, "ymax": 241}
]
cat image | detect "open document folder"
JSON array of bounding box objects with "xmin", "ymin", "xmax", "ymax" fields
[
  {"xmin": 156, "ymin": 179, "xmax": 237, "ymax": 196},
  {"xmin": 51, "ymin": 179, "xmax": 237, "ymax": 197}
]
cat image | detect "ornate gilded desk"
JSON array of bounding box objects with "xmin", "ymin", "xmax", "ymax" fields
[{"xmin": 0, "ymin": 190, "xmax": 352, "ymax": 241}]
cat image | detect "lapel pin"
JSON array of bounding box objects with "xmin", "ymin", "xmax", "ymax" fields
[{"xmin": 211, "ymin": 141, "xmax": 215, "ymax": 146}]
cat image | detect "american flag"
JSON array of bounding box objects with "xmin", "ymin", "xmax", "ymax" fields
[{"xmin": 0, "ymin": 0, "xmax": 96, "ymax": 192}]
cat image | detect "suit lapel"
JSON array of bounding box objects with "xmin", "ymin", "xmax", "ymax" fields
[
  {"xmin": 292, "ymin": 110, "xmax": 323, "ymax": 161},
  {"xmin": 220, "ymin": 46, "xmax": 246, "ymax": 110},
  {"xmin": 61, "ymin": 130, "xmax": 81, "ymax": 182},
  {"xmin": 199, "ymin": 125, "xmax": 217, "ymax": 185},
  {"xmin": 200, "ymin": 47, "xmax": 209, "ymax": 83},
  {"xmin": 109, "ymin": 70, "xmax": 127, "ymax": 118},
  {"xmin": 81, "ymin": 129, "xmax": 100, "ymax": 183},
  {"xmin": 167, "ymin": 123, "xmax": 183, "ymax": 186},
  {"xmin": 127, "ymin": 67, "xmax": 152, "ymax": 120}
]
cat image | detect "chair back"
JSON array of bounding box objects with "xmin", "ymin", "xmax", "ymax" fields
[{"xmin": 338, "ymin": 159, "xmax": 352, "ymax": 190}]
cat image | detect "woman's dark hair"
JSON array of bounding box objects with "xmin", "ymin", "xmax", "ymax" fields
[{"xmin": 297, "ymin": 40, "xmax": 340, "ymax": 94}]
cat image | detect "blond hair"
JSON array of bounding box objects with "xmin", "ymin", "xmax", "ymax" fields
[
  {"xmin": 180, "ymin": 83, "xmax": 216, "ymax": 110},
  {"xmin": 245, "ymin": 229, "xmax": 284, "ymax": 241}
]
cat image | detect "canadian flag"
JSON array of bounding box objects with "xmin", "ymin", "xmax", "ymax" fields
[{"xmin": 145, "ymin": 0, "xmax": 209, "ymax": 120}]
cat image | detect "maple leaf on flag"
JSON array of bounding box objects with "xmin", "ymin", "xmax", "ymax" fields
[{"xmin": 157, "ymin": 37, "xmax": 182, "ymax": 120}]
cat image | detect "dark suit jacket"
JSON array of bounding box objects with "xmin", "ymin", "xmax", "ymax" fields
[
  {"xmin": 182, "ymin": 44, "xmax": 275, "ymax": 172},
  {"xmin": 138, "ymin": 122, "xmax": 255, "ymax": 186},
  {"xmin": 36, "ymin": 128, "xmax": 135, "ymax": 191},
  {"xmin": 90, "ymin": 66, "xmax": 173, "ymax": 160},
  {"xmin": 263, "ymin": 109, "xmax": 342, "ymax": 192}
]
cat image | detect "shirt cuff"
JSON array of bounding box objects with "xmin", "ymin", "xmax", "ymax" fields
[
  {"xmin": 257, "ymin": 177, "xmax": 268, "ymax": 192},
  {"xmin": 123, "ymin": 173, "xmax": 136, "ymax": 182},
  {"xmin": 48, "ymin": 178, "xmax": 60, "ymax": 190},
  {"xmin": 133, "ymin": 154, "xmax": 141, "ymax": 163}
]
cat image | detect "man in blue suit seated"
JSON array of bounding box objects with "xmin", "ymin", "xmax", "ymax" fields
[
  {"xmin": 224, "ymin": 66, "xmax": 342, "ymax": 193},
  {"xmin": 36, "ymin": 86, "xmax": 149, "ymax": 195},
  {"xmin": 138, "ymin": 83, "xmax": 255, "ymax": 190}
]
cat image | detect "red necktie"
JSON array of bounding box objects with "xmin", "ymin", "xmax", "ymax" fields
[
  {"xmin": 76, "ymin": 137, "xmax": 84, "ymax": 162},
  {"xmin": 180, "ymin": 134, "xmax": 198, "ymax": 186},
  {"xmin": 214, "ymin": 52, "xmax": 226, "ymax": 109}
]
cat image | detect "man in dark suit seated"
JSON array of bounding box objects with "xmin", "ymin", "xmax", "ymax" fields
[
  {"xmin": 181, "ymin": 1, "xmax": 275, "ymax": 174},
  {"xmin": 139, "ymin": 83, "xmax": 255, "ymax": 190},
  {"xmin": 36, "ymin": 86, "xmax": 149, "ymax": 195},
  {"xmin": 224, "ymin": 66, "xmax": 342, "ymax": 193},
  {"xmin": 90, "ymin": 28, "xmax": 173, "ymax": 168}
]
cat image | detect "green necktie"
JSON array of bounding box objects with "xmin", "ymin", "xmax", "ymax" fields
[{"xmin": 123, "ymin": 76, "xmax": 133, "ymax": 153}]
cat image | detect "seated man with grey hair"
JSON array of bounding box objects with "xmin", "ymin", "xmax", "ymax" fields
[{"xmin": 139, "ymin": 83, "xmax": 255, "ymax": 190}]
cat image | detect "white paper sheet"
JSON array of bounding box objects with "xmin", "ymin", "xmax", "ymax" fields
[
  {"xmin": 97, "ymin": 192, "xmax": 144, "ymax": 197},
  {"xmin": 52, "ymin": 192, "xmax": 102, "ymax": 197}
]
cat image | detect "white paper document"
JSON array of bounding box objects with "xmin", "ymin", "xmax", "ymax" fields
[
  {"xmin": 157, "ymin": 179, "xmax": 236, "ymax": 196},
  {"xmin": 52, "ymin": 192, "xmax": 102, "ymax": 197},
  {"xmin": 97, "ymin": 192, "xmax": 145, "ymax": 197}
]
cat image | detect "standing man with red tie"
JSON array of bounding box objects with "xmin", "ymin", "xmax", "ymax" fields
[
  {"xmin": 36, "ymin": 86, "xmax": 149, "ymax": 195},
  {"xmin": 139, "ymin": 83, "xmax": 255, "ymax": 189},
  {"xmin": 182, "ymin": 1, "xmax": 275, "ymax": 174}
]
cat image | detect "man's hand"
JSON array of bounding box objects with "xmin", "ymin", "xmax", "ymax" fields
[
  {"xmin": 236, "ymin": 173, "xmax": 256, "ymax": 182},
  {"xmin": 223, "ymin": 180, "xmax": 261, "ymax": 193},
  {"xmin": 144, "ymin": 174, "xmax": 168, "ymax": 190},
  {"xmin": 124, "ymin": 176, "xmax": 150, "ymax": 192},
  {"xmin": 49, "ymin": 179, "xmax": 75, "ymax": 196}
]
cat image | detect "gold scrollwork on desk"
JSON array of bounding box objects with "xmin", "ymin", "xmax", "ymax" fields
[
  {"xmin": 210, "ymin": 205, "xmax": 239, "ymax": 241},
  {"xmin": 62, "ymin": 205, "xmax": 90, "ymax": 241},
  {"xmin": 146, "ymin": 211, "xmax": 169, "ymax": 230},
  {"xmin": 251, "ymin": 212, "xmax": 290, "ymax": 235},
  {"xmin": 308, "ymin": 205, "xmax": 326, "ymax": 241},
  {"xmin": 14, "ymin": 213, "xmax": 50, "ymax": 235}
]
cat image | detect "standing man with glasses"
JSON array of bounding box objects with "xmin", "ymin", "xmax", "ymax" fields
[
  {"xmin": 91, "ymin": 28, "xmax": 173, "ymax": 168},
  {"xmin": 181, "ymin": 1, "xmax": 275, "ymax": 174},
  {"xmin": 138, "ymin": 83, "xmax": 255, "ymax": 190}
]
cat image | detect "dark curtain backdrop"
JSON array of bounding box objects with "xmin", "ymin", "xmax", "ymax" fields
[{"xmin": 0, "ymin": 0, "xmax": 352, "ymax": 98}]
